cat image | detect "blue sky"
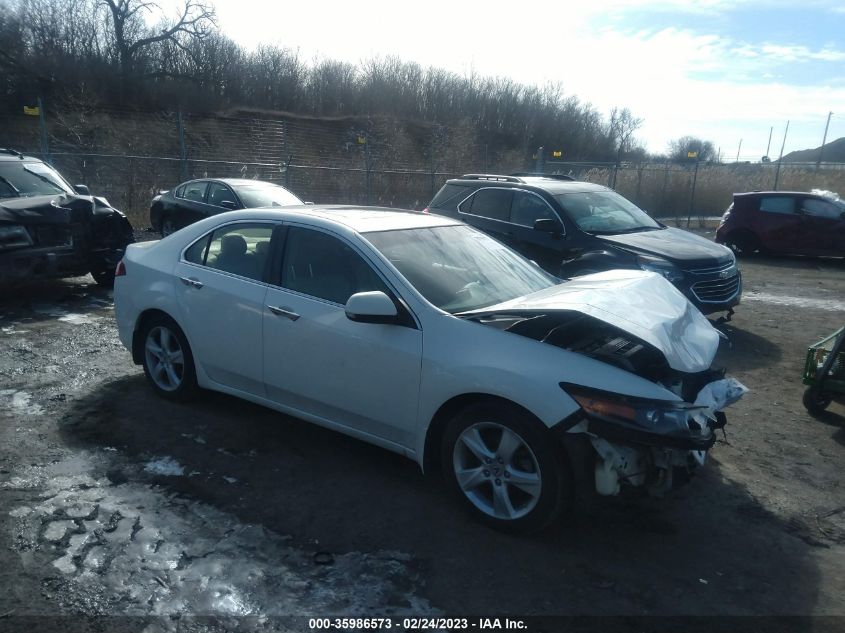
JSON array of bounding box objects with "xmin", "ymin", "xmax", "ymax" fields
[{"xmin": 197, "ymin": 0, "xmax": 845, "ymax": 160}]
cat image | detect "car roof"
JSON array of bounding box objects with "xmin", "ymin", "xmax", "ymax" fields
[
  {"xmin": 447, "ymin": 173, "xmax": 609, "ymax": 195},
  {"xmin": 219, "ymin": 205, "xmax": 462, "ymax": 233},
  {"xmin": 180, "ymin": 178, "xmax": 286, "ymax": 187},
  {"xmin": 0, "ymin": 149, "xmax": 42, "ymax": 162},
  {"xmin": 735, "ymin": 190, "xmax": 822, "ymax": 197}
]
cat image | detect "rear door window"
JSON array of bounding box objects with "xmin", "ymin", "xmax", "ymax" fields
[
  {"xmin": 188, "ymin": 223, "xmax": 274, "ymax": 281},
  {"xmin": 459, "ymin": 188, "xmax": 513, "ymax": 221},
  {"xmin": 759, "ymin": 196, "xmax": 796, "ymax": 214}
]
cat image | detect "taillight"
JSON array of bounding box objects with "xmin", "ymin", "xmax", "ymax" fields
[{"xmin": 115, "ymin": 260, "xmax": 126, "ymax": 277}]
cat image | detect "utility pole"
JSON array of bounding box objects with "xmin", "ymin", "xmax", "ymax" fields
[
  {"xmin": 816, "ymin": 111, "xmax": 833, "ymax": 170},
  {"xmin": 735, "ymin": 139, "xmax": 742, "ymax": 163},
  {"xmin": 773, "ymin": 120, "xmax": 790, "ymax": 191},
  {"xmin": 765, "ymin": 126, "xmax": 773, "ymax": 159}
]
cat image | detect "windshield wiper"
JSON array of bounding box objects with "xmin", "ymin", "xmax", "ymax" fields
[
  {"xmin": 593, "ymin": 226, "xmax": 661, "ymax": 235},
  {"xmin": 0, "ymin": 175, "xmax": 21, "ymax": 198}
]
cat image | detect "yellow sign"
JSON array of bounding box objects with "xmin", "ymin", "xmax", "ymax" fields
[
  {"xmin": 23, "ymin": 105, "xmax": 40, "ymax": 116},
  {"xmin": 552, "ymin": 150, "xmax": 562, "ymax": 158},
  {"xmin": 687, "ymin": 151, "xmax": 698, "ymax": 158},
  {"xmin": 357, "ymin": 136, "xmax": 367, "ymax": 145}
]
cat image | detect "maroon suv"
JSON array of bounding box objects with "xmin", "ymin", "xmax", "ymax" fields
[{"xmin": 716, "ymin": 191, "xmax": 845, "ymax": 257}]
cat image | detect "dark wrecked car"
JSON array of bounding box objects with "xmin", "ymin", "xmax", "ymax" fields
[{"xmin": 0, "ymin": 149, "xmax": 134, "ymax": 287}]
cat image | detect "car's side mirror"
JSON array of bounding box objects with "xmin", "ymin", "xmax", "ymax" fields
[
  {"xmin": 74, "ymin": 184, "xmax": 91, "ymax": 196},
  {"xmin": 533, "ymin": 218, "xmax": 563, "ymax": 235},
  {"xmin": 220, "ymin": 200, "xmax": 238, "ymax": 210},
  {"xmin": 345, "ymin": 291, "xmax": 399, "ymax": 324}
]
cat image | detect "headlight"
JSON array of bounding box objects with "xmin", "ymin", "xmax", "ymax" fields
[
  {"xmin": 0, "ymin": 225, "xmax": 33, "ymax": 249},
  {"xmin": 637, "ymin": 255, "xmax": 684, "ymax": 283},
  {"xmin": 561, "ymin": 383, "xmax": 709, "ymax": 437}
]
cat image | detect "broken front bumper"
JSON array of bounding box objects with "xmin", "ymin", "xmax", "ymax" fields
[{"xmin": 555, "ymin": 378, "xmax": 745, "ymax": 499}]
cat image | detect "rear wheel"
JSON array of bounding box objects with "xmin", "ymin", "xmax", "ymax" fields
[
  {"xmin": 160, "ymin": 215, "xmax": 178, "ymax": 237},
  {"xmin": 90, "ymin": 267, "xmax": 115, "ymax": 288},
  {"xmin": 442, "ymin": 401, "xmax": 570, "ymax": 534},
  {"xmin": 725, "ymin": 230, "xmax": 760, "ymax": 257},
  {"xmin": 803, "ymin": 386, "xmax": 832, "ymax": 416},
  {"xmin": 140, "ymin": 315, "xmax": 197, "ymax": 401}
]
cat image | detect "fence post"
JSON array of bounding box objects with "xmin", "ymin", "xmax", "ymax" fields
[
  {"xmin": 660, "ymin": 164, "xmax": 669, "ymax": 218},
  {"xmin": 284, "ymin": 154, "xmax": 293, "ymax": 189},
  {"xmin": 37, "ymin": 96, "xmax": 51, "ymax": 164},
  {"xmin": 535, "ymin": 146, "xmax": 545, "ymax": 173},
  {"xmin": 177, "ymin": 109, "xmax": 188, "ymax": 181},
  {"xmin": 364, "ymin": 140, "xmax": 371, "ymax": 205},
  {"xmin": 686, "ymin": 160, "xmax": 700, "ymax": 228}
]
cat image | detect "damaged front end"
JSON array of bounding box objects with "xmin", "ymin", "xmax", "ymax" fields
[
  {"xmin": 461, "ymin": 270, "xmax": 748, "ymax": 499},
  {"xmin": 0, "ymin": 193, "xmax": 134, "ymax": 286}
]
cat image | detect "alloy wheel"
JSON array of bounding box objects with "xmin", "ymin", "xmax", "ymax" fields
[
  {"xmin": 144, "ymin": 326, "xmax": 185, "ymax": 392},
  {"xmin": 452, "ymin": 422, "xmax": 542, "ymax": 520}
]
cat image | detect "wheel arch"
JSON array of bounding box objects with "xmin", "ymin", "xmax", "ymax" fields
[
  {"xmin": 131, "ymin": 308, "xmax": 184, "ymax": 365},
  {"xmin": 421, "ymin": 393, "xmax": 547, "ymax": 476}
]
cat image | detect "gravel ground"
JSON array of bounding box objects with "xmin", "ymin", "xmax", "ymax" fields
[{"xmin": 1, "ymin": 234, "xmax": 844, "ymax": 631}]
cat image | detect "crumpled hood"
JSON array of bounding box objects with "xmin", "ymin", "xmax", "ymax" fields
[
  {"xmin": 462, "ymin": 269, "xmax": 720, "ymax": 373},
  {"xmin": 0, "ymin": 193, "xmax": 118, "ymax": 226}
]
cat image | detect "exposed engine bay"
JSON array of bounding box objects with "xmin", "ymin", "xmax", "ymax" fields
[
  {"xmin": 470, "ymin": 310, "xmax": 723, "ymax": 400},
  {"xmin": 465, "ymin": 304, "xmax": 747, "ymax": 499}
]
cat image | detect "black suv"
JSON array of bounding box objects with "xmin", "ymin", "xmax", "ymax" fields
[
  {"xmin": 0, "ymin": 149, "xmax": 134, "ymax": 287},
  {"xmin": 426, "ymin": 174, "xmax": 741, "ymax": 316}
]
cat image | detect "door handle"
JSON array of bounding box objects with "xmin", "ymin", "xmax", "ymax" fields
[
  {"xmin": 267, "ymin": 305, "xmax": 300, "ymax": 321},
  {"xmin": 179, "ymin": 276, "xmax": 203, "ymax": 289}
]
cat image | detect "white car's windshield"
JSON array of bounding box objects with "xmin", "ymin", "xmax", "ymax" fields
[
  {"xmin": 364, "ymin": 225, "xmax": 557, "ymax": 313},
  {"xmin": 234, "ymin": 183, "xmax": 301, "ymax": 208},
  {"xmin": 0, "ymin": 162, "xmax": 73, "ymax": 199},
  {"xmin": 555, "ymin": 190, "xmax": 661, "ymax": 234}
]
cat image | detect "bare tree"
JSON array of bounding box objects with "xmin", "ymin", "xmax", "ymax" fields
[
  {"xmin": 667, "ymin": 135, "xmax": 716, "ymax": 162},
  {"xmin": 608, "ymin": 107, "xmax": 643, "ymax": 163},
  {"xmin": 101, "ymin": 0, "xmax": 216, "ymax": 80}
]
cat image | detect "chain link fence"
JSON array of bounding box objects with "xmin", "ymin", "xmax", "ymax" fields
[{"xmin": 3, "ymin": 109, "xmax": 844, "ymax": 229}]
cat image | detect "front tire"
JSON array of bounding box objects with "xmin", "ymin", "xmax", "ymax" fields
[
  {"xmin": 442, "ymin": 401, "xmax": 570, "ymax": 534},
  {"xmin": 140, "ymin": 315, "xmax": 198, "ymax": 401}
]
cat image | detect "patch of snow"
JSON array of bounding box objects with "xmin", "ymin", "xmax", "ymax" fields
[
  {"xmin": 58, "ymin": 313, "xmax": 100, "ymax": 325},
  {"xmin": 744, "ymin": 291, "xmax": 845, "ymax": 312},
  {"xmin": 144, "ymin": 457, "xmax": 185, "ymax": 477}
]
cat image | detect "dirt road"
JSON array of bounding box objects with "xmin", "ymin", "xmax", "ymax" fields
[{"xmin": 1, "ymin": 247, "xmax": 844, "ymax": 630}]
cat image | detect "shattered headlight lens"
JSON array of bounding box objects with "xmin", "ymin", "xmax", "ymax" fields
[
  {"xmin": 0, "ymin": 224, "xmax": 33, "ymax": 249},
  {"xmin": 561, "ymin": 383, "xmax": 709, "ymax": 436},
  {"xmin": 637, "ymin": 255, "xmax": 684, "ymax": 283}
]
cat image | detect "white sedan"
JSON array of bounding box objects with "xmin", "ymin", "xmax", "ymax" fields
[{"xmin": 114, "ymin": 206, "xmax": 744, "ymax": 533}]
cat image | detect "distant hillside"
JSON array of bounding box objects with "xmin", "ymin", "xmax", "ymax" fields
[{"xmin": 781, "ymin": 137, "xmax": 845, "ymax": 163}]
